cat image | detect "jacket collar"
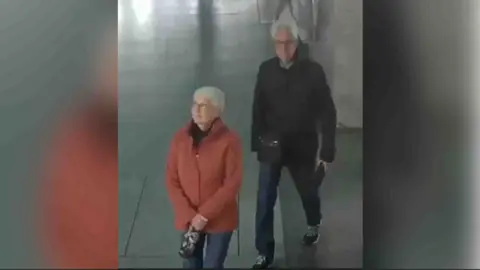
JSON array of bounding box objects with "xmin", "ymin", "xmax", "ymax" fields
[{"xmin": 278, "ymin": 49, "xmax": 298, "ymax": 69}]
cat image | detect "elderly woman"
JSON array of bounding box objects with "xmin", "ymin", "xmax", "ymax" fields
[{"xmin": 165, "ymin": 86, "xmax": 243, "ymax": 269}]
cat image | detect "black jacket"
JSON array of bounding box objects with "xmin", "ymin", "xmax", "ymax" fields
[{"xmin": 251, "ymin": 56, "xmax": 337, "ymax": 163}]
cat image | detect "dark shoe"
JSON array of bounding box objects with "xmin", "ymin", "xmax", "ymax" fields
[
  {"xmin": 302, "ymin": 225, "xmax": 320, "ymax": 245},
  {"xmin": 252, "ymin": 255, "xmax": 273, "ymax": 269}
]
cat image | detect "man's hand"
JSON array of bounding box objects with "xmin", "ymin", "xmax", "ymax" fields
[
  {"xmin": 316, "ymin": 159, "xmax": 328, "ymax": 172},
  {"xmin": 191, "ymin": 214, "xmax": 208, "ymax": 231}
]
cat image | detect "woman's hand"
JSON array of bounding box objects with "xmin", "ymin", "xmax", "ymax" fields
[{"xmin": 191, "ymin": 214, "xmax": 208, "ymax": 231}]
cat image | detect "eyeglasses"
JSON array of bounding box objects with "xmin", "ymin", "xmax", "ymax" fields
[
  {"xmin": 274, "ymin": 39, "xmax": 296, "ymax": 46},
  {"xmin": 192, "ymin": 102, "xmax": 209, "ymax": 110}
]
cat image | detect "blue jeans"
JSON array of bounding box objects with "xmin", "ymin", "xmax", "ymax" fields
[
  {"xmin": 182, "ymin": 231, "xmax": 233, "ymax": 269},
  {"xmin": 255, "ymin": 162, "xmax": 322, "ymax": 261}
]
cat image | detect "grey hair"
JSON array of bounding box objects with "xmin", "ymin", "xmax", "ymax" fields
[
  {"xmin": 270, "ymin": 19, "xmax": 299, "ymax": 40},
  {"xmin": 193, "ymin": 86, "xmax": 226, "ymax": 113}
]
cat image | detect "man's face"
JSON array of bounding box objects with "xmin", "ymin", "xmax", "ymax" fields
[
  {"xmin": 274, "ymin": 28, "xmax": 297, "ymax": 63},
  {"xmin": 191, "ymin": 95, "xmax": 219, "ymax": 126}
]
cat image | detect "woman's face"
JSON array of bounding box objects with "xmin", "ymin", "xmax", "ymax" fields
[{"xmin": 191, "ymin": 95, "xmax": 219, "ymax": 126}]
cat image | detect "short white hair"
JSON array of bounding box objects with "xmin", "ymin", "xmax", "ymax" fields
[
  {"xmin": 270, "ymin": 20, "xmax": 299, "ymax": 40},
  {"xmin": 193, "ymin": 86, "xmax": 226, "ymax": 113}
]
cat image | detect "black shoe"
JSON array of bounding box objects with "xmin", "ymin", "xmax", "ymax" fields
[
  {"xmin": 302, "ymin": 225, "xmax": 320, "ymax": 245},
  {"xmin": 252, "ymin": 255, "xmax": 273, "ymax": 269}
]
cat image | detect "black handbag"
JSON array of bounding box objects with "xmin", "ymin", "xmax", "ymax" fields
[
  {"xmin": 178, "ymin": 227, "xmax": 200, "ymax": 259},
  {"xmin": 257, "ymin": 133, "xmax": 283, "ymax": 163}
]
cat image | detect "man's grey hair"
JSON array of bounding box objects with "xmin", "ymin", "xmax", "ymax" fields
[
  {"xmin": 270, "ymin": 19, "xmax": 299, "ymax": 41},
  {"xmin": 193, "ymin": 86, "xmax": 226, "ymax": 113}
]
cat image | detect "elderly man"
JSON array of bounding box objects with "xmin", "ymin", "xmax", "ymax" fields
[
  {"xmin": 165, "ymin": 86, "xmax": 243, "ymax": 269},
  {"xmin": 251, "ymin": 20, "xmax": 337, "ymax": 268}
]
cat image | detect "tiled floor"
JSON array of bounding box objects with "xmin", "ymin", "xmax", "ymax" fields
[{"xmin": 118, "ymin": 0, "xmax": 362, "ymax": 268}]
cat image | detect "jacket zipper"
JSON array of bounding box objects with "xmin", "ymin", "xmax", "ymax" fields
[{"xmin": 194, "ymin": 145, "xmax": 201, "ymax": 208}]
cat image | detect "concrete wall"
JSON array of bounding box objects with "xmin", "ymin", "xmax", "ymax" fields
[
  {"xmin": 331, "ymin": 0, "xmax": 363, "ymax": 128},
  {"xmin": 309, "ymin": 0, "xmax": 363, "ymax": 128}
]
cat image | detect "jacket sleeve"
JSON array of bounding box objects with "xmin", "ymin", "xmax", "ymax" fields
[
  {"xmin": 165, "ymin": 135, "xmax": 197, "ymax": 228},
  {"xmin": 199, "ymin": 136, "xmax": 243, "ymax": 221},
  {"xmin": 251, "ymin": 65, "xmax": 265, "ymax": 152},
  {"xmin": 312, "ymin": 63, "xmax": 337, "ymax": 163}
]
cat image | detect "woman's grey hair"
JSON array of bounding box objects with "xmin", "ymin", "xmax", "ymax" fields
[
  {"xmin": 193, "ymin": 86, "xmax": 226, "ymax": 113},
  {"xmin": 270, "ymin": 19, "xmax": 299, "ymax": 40}
]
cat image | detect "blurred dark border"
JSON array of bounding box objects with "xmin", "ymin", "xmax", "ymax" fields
[
  {"xmin": 364, "ymin": 0, "xmax": 469, "ymax": 268},
  {"xmin": 364, "ymin": 0, "xmax": 419, "ymax": 267}
]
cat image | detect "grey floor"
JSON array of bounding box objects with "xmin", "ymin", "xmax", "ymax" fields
[{"xmin": 118, "ymin": 0, "xmax": 362, "ymax": 268}]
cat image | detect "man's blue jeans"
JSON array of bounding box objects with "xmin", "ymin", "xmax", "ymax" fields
[
  {"xmin": 255, "ymin": 162, "xmax": 322, "ymax": 261},
  {"xmin": 182, "ymin": 231, "xmax": 233, "ymax": 269}
]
